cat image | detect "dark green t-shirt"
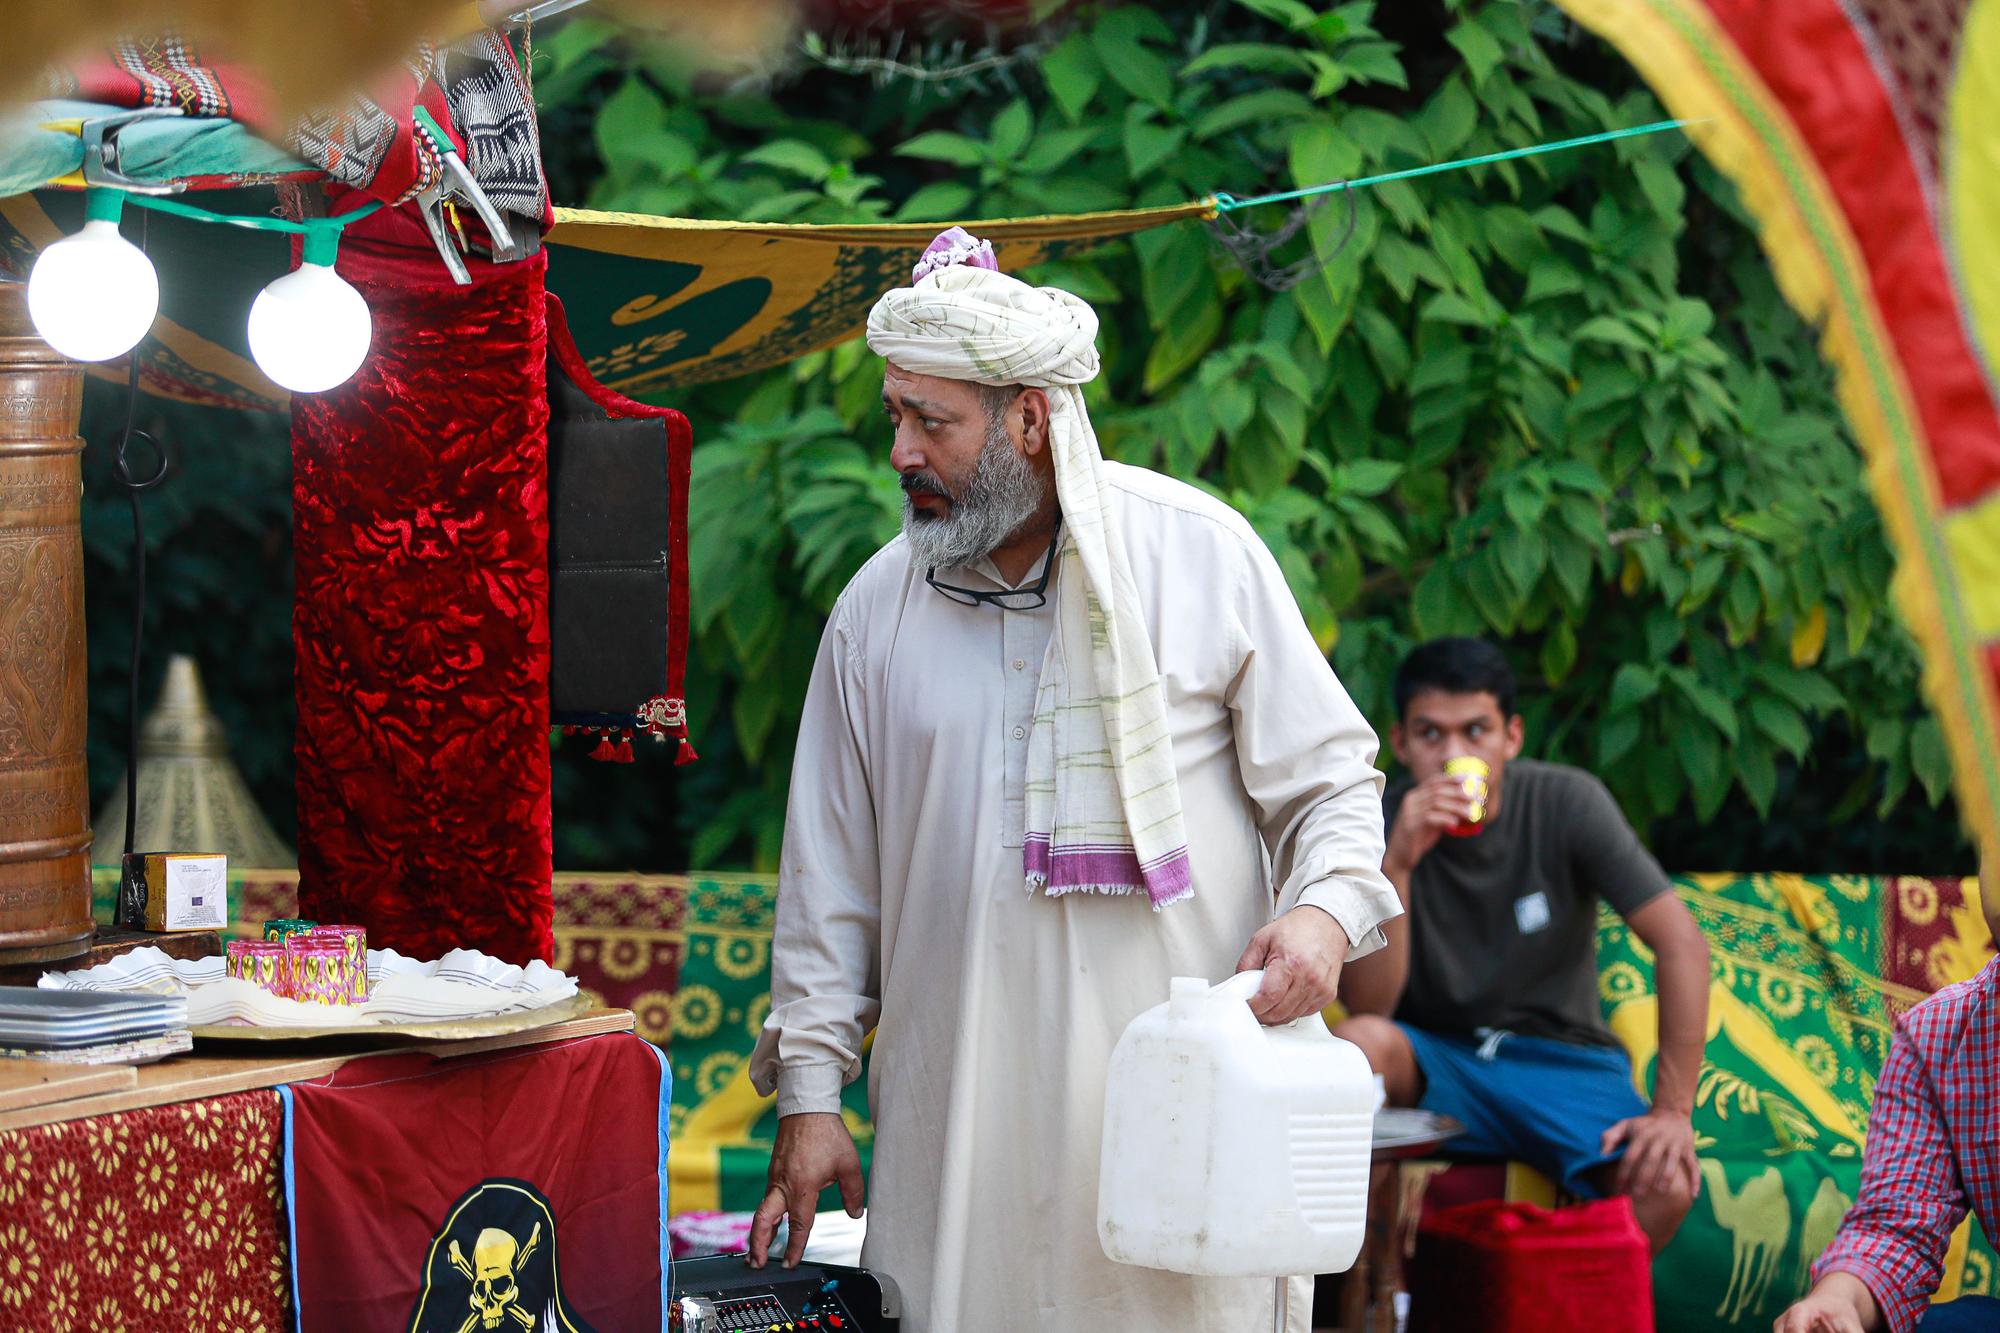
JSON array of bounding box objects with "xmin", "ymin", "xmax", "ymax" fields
[{"xmin": 1385, "ymin": 758, "xmax": 1671, "ymax": 1049}]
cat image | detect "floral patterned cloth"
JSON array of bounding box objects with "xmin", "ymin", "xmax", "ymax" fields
[{"xmin": 0, "ymin": 1090, "xmax": 290, "ymax": 1330}]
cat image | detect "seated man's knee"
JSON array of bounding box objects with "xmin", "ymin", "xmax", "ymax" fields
[
  {"xmin": 1633, "ymin": 1168, "xmax": 1697, "ymax": 1218},
  {"xmin": 1331, "ymin": 1014, "xmax": 1398, "ymax": 1066},
  {"xmin": 1331, "ymin": 1015, "xmax": 1420, "ymax": 1105},
  {"xmin": 1620, "ymin": 1166, "xmax": 1698, "ymax": 1253}
]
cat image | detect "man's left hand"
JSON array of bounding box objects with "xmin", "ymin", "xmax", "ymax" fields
[
  {"xmin": 1601, "ymin": 1106, "xmax": 1701, "ymax": 1200},
  {"xmin": 1235, "ymin": 905, "xmax": 1350, "ymax": 1026}
]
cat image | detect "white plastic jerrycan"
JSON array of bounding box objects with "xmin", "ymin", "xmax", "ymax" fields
[{"xmin": 1097, "ymin": 969, "xmax": 1379, "ymax": 1278}]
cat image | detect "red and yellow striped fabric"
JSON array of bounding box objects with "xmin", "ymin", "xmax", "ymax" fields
[{"xmin": 1550, "ymin": 0, "xmax": 2000, "ymax": 852}]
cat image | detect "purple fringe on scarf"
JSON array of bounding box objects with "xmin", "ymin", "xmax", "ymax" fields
[{"xmin": 1025, "ymin": 836, "xmax": 1194, "ymax": 910}]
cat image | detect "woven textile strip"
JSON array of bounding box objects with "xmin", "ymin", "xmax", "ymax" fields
[
  {"xmin": 1546, "ymin": 0, "xmax": 2000, "ymax": 895},
  {"xmin": 0, "ymin": 1090, "xmax": 290, "ymax": 1328}
]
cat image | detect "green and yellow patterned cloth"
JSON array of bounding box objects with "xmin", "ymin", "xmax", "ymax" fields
[
  {"xmin": 1598, "ymin": 872, "xmax": 1997, "ymax": 1327},
  {"xmin": 95, "ymin": 866, "xmax": 1997, "ymax": 1326},
  {"xmin": 660, "ymin": 876, "xmax": 875, "ymax": 1216}
]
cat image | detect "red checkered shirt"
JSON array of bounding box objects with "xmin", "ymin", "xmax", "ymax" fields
[{"xmin": 1812, "ymin": 955, "xmax": 2000, "ymax": 1332}]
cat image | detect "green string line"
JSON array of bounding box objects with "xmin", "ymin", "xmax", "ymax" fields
[
  {"xmin": 120, "ymin": 192, "xmax": 383, "ymax": 236},
  {"xmin": 1212, "ymin": 118, "xmax": 1698, "ymax": 212}
]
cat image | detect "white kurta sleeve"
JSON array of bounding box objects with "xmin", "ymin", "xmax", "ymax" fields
[
  {"xmin": 1224, "ymin": 539, "xmax": 1400, "ymax": 957},
  {"xmin": 748, "ymin": 604, "xmax": 882, "ymax": 1116}
]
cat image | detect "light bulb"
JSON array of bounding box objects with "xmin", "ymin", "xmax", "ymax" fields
[
  {"xmin": 27, "ymin": 203, "xmax": 160, "ymax": 363},
  {"xmin": 246, "ymin": 260, "xmax": 372, "ymax": 394}
]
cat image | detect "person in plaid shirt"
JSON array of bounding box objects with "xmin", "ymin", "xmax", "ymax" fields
[{"xmin": 1774, "ymin": 871, "xmax": 2000, "ymax": 1332}]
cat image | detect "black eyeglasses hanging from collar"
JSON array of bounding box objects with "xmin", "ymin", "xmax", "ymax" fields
[{"xmin": 924, "ymin": 519, "xmax": 1061, "ymax": 610}]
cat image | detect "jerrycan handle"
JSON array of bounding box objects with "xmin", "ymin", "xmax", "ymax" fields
[
  {"xmin": 1200, "ymin": 968, "xmax": 1328, "ymax": 1033},
  {"xmin": 1208, "ymin": 969, "xmax": 1266, "ymax": 1004}
]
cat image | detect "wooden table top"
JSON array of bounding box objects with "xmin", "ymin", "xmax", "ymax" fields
[{"xmin": 0, "ymin": 1007, "xmax": 637, "ymax": 1132}]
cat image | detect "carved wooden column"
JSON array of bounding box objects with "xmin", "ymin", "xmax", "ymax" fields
[{"xmin": 0, "ymin": 281, "xmax": 93, "ymax": 963}]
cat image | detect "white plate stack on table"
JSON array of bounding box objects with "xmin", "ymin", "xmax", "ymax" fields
[
  {"xmin": 0, "ymin": 986, "xmax": 191, "ymax": 1065},
  {"xmin": 38, "ymin": 944, "xmax": 582, "ymax": 1039}
]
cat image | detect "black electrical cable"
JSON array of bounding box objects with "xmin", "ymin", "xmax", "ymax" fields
[{"xmin": 108, "ymin": 210, "xmax": 167, "ymax": 862}]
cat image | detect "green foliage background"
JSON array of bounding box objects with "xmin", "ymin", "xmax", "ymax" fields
[{"xmin": 76, "ymin": 0, "xmax": 1975, "ymax": 875}]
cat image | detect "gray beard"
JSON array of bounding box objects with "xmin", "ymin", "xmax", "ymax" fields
[{"xmin": 902, "ymin": 419, "xmax": 1048, "ymax": 571}]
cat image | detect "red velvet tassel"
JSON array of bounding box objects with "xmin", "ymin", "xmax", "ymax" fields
[
  {"xmin": 613, "ymin": 733, "xmax": 635, "ymax": 764},
  {"xmin": 675, "ymin": 737, "xmax": 699, "ymax": 766},
  {"xmin": 590, "ymin": 735, "xmax": 617, "ymax": 762}
]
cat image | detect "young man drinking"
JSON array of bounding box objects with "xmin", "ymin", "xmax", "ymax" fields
[{"xmin": 1335, "ymin": 637, "xmax": 1711, "ymax": 1252}]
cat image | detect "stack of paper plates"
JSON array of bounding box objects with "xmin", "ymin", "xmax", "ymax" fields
[{"xmin": 0, "ymin": 987, "xmax": 187, "ymax": 1051}]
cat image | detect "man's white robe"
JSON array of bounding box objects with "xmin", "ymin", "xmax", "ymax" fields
[{"xmin": 750, "ymin": 462, "xmax": 1399, "ymax": 1331}]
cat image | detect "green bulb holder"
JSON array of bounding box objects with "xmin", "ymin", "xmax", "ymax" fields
[{"xmin": 82, "ymin": 188, "xmax": 126, "ymax": 225}]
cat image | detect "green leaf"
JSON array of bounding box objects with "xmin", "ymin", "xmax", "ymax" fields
[
  {"xmin": 1143, "ymin": 285, "xmax": 1224, "ymax": 391},
  {"xmin": 594, "ymin": 77, "xmax": 668, "ymax": 177},
  {"xmin": 1755, "ymin": 667, "xmax": 1845, "ymax": 715},
  {"xmin": 1213, "ymin": 380, "xmax": 1256, "ymax": 435},
  {"xmin": 1338, "ymin": 498, "xmax": 1407, "ymax": 559},
  {"xmin": 1574, "ymin": 316, "xmax": 1649, "ymax": 351},
  {"xmin": 1417, "ymin": 78, "xmax": 1478, "ymax": 158},
  {"xmin": 1124, "ymin": 113, "xmax": 1188, "ymax": 178},
  {"xmin": 1423, "ymin": 292, "xmax": 1495, "ymax": 329},
  {"xmin": 1230, "ymin": 0, "xmax": 1319, "ymax": 29},
  {"xmin": 1598, "ymin": 709, "xmax": 1642, "ymax": 767},
  {"xmin": 1042, "ymin": 33, "xmax": 1103, "ymax": 123},
  {"xmin": 1412, "ymin": 564, "xmax": 1461, "ymax": 640},
  {"xmin": 989, "ymin": 99, "xmax": 1034, "ymax": 161},
  {"xmin": 1548, "ymin": 460, "xmax": 1607, "ymax": 494},
  {"xmin": 1749, "ymin": 696, "xmax": 1812, "ymax": 759},
  {"xmin": 1338, "ymin": 40, "xmax": 1409, "ymax": 88},
  {"xmin": 1134, "ymin": 224, "xmax": 1207, "ymax": 328},
  {"xmin": 892, "ymin": 181, "xmax": 975, "ymax": 222},
  {"xmin": 896, "ymin": 131, "xmax": 986, "ymax": 166},
  {"xmin": 1445, "ymin": 18, "xmax": 1506, "ymax": 86},
  {"xmin": 1093, "ymin": 16, "xmax": 1175, "ymax": 108},
  {"xmin": 1865, "ymin": 715, "xmax": 1906, "ymax": 762},
  {"xmin": 1336, "ymin": 459, "xmax": 1404, "ymax": 497},
  {"xmin": 1524, "ymin": 255, "xmax": 1584, "ymax": 304},
  {"xmin": 1193, "ymin": 90, "xmax": 1318, "ymax": 141},
  {"xmin": 1501, "ymin": 479, "xmax": 1547, "ymax": 528},
  {"xmin": 1182, "ymin": 43, "xmax": 1314, "ymax": 79},
  {"xmin": 1672, "ymin": 718, "xmax": 1726, "ymax": 798},
  {"xmin": 1609, "ymin": 664, "xmax": 1657, "ymax": 712},
  {"xmin": 1662, "ymin": 297, "xmax": 1716, "ymax": 345},
  {"xmin": 1633, "ymin": 157, "xmax": 1686, "ymax": 218},
  {"xmin": 1017, "ymin": 126, "xmax": 1104, "ymax": 175},
  {"xmin": 1911, "ymin": 716, "xmax": 1952, "ymax": 804},
  {"xmin": 1492, "ymin": 526, "xmax": 1546, "ymax": 598},
  {"xmin": 1540, "ymin": 618, "xmax": 1578, "ymax": 685},
  {"xmin": 1673, "ymin": 676, "xmax": 1740, "ymax": 743},
  {"xmin": 740, "ymin": 139, "xmax": 832, "ymax": 180},
  {"xmin": 1736, "ymin": 736, "xmax": 1778, "ymax": 818}
]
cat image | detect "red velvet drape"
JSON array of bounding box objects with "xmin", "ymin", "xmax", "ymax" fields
[{"xmin": 292, "ymin": 237, "xmax": 554, "ymax": 964}]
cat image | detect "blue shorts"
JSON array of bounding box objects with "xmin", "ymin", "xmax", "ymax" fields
[{"xmin": 1397, "ymin": 1023, "xmax": 1650, "ymax": 1197}]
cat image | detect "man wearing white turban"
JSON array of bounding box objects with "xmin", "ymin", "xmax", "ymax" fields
[{"xmin": 746, "ymin": 228, "xmax": 1400, "ymax": 1331}]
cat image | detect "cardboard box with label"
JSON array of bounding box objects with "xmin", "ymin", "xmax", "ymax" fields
[{"xmin": 117, "ymin": 853, "xmax": 228, "ymax": 932}]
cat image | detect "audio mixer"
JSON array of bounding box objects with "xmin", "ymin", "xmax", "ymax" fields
[{"xmin": 668, "ymin": 1255, "xmax": 901, "ymax": 1333}]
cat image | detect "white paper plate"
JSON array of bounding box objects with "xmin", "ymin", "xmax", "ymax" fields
[{"xmin": 39, "ymin": 945, "xmax": 580, "ymax": 1034}]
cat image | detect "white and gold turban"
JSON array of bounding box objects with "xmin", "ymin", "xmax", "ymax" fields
[{"xmin": 865, "ymin": 234, "xmax": 1192, "ymax": 908}]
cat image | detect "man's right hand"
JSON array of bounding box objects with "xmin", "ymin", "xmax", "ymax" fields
[
  {"xmin": 1385, "ymin": 773, "xmax": 1478, "ymax": 878},
  {"xmin": 1773, "ymin": 1274, "xmax": 1880, "ymax": 1333},
  {"xmin": 747, "ymin": 1112, "xmax": 865, "ymax": 1270}
]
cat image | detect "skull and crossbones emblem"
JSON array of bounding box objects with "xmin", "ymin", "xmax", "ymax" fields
[{"xmin": 447, "ymin": 1221, "xmax": 541, "ymax": 1331}]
